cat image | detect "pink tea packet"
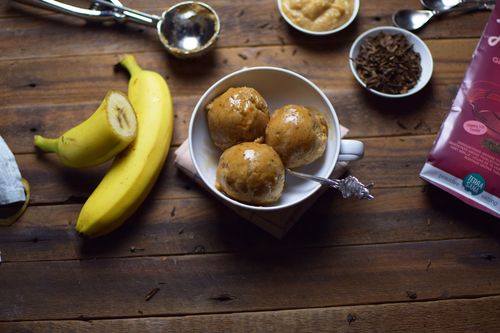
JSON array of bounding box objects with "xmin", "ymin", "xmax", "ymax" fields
[{"xmin": 420, "ymin": 4, "xmax": 500, "ymax": 219}]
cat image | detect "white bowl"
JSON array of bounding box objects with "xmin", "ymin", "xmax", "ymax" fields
[
  {"xmin": 188, "ymin": 67, "xmax": 343, "ymax": 212},
  {"xmin": 349, "ymin": 26, "xmax": 433, "ymax": 98},
  {"xmin": 277, "ymin": 0, "xmax": 360, "ymax": 36}
]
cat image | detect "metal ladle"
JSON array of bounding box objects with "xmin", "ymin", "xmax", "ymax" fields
[
  {"xmin": 393, "ymin": 1, "xmax": 494, "ymax": 30},
  {"xmin": 16, "ymin": 0, "xmax": 220, "ymax": 58},
  {"xmin": 286, "ymin": 169, "xmax": 374, "ymax": 200}
]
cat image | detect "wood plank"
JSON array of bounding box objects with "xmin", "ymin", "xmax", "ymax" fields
[
  {"xmin": 1, "ymin": 238, "xmax": 499, "ymax": 321},
  {"xmin": 0, "ymin": 39, "xmax": 476, "ymax": 108},
  {"xmin": 1, "ymin": 84, "xmax": 454, "ymax": 153},
  {"xmin": 2, "ymin": 0, "xmax": 497, "ymax": 330},
  {"xmin": 2, "ymin": 295, "xmax": 499, "ymax": 332},
  {"xmin": 15, "ymin": 149, "xmax": 203, "ymax": 205},
  {"xmin": 13, "ymin": 135, "xmax": 434, "ymax": 205},
  {"xmin": 1, "ymin": 186, "xmax": 497, "ymax": 262},
  {"xmin": 0, "ymin": 1, "xmax": 490, "ymax": 59},
  {"xmin": 0, "ymin": 37, "xmax": 476, "ymax": 153},
  {"xmin": 1, "ymin": 97, "xmax": 193, "ymax": 153}
]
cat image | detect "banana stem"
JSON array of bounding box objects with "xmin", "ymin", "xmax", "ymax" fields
[
  {"xmin": 119, "ymin": 54, "xmax": 142, "ymax": 77},
  {"xmin": 34, "ymin": 135, "xmax": 59, "ymax": 153}
]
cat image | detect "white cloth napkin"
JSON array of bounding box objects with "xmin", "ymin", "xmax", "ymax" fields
[
  {"xmin": 174, "ymin": 126, "xmax": 349, "ymax": 238},
  {"xmin": 0, "ymin": 136, "xmax": 25, "ymax": 205}
]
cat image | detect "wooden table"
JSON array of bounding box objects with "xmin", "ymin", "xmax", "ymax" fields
[{"xmin": 1, "ymin": 1, "xmax": 499, "ymax": 332}]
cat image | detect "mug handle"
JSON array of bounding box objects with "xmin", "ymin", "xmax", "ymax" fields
[{"xmin": 338, "ymin": 139, "xmax": 364, "ymax": 161}]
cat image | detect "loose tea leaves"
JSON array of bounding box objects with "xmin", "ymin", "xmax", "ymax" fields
[{"xmin": 354, "ymin": 32, "xmax": 422, "ymax": 94}]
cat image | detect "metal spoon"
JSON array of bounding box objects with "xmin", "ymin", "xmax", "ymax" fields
[
  {"xmin": 14, "ymin": 0, "xmax": 220, "ymax": 58},
  {"xmin": 393, "ymin": 2, "xmax": 494, "ymax": 31},
  {"xmin": 420, "ymin": 0, "xmax": 495, "ymax": 11},
  {"xmin": 286, "ymin": 169, "xmax": 374, "ymax": 200}
]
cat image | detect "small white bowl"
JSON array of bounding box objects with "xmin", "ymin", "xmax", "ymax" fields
[
  {"xmin": 277, "ymin": 0, "xmax": 360, "ymax": 35},
  {"xmin": 189, "ymin": 67, "xmax": 344, "ymax": 212},
  {"xmin": 349, "ymin": 26, "xmax": 433, "ymax": 98}
]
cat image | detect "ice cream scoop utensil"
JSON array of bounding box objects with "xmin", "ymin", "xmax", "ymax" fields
[{"xmin": 14, "ymin": 0, "xmax": 220, "ymax": 58}]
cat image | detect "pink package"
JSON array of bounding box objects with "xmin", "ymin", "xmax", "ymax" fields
[{"xmin": 420, "ymin": 4, "xmax": 500, "ymax": 219}]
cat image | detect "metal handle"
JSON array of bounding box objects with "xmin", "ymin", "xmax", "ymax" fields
[
  {"xmin": 15, "ymin": 0, "xmax": 118, "ymax": 21},
  {"xmin": 286, "ymin": 170, "xmax": 375, "ymax": 200},
  {"xmin": 14, "ymin": 0, "xmax": 161, "ymax": 26},
  {"xmin": 434, "ymin": 1, "xmax": 495, "ymax": 14},
  {"xmin": 92, "ymin": 0, "xmax": 161, "ymax": 27},
  {"xmin": 458, "ymin": 0, "xmax": 496, "ymax": 7}
]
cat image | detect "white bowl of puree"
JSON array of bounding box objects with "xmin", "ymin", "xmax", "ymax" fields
[{"xmin": 277, "ymin": 0, "xmax": 360, "ymax": 35}]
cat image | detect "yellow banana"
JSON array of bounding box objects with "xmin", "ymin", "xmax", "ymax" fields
[
  {"xmin": 34, "ymin": 91, "xmax": 137, "ymax": 168},
  {"xmin": 76, "ymin": 54, "xmax": 174, "ymax": 238}
]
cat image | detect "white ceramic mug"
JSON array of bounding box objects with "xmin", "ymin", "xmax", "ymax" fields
[{"xmin": 189, "ymin": 67, "xmax": 364, "ymax": 211}]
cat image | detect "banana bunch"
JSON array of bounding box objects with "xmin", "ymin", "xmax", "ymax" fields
[
  {"xmin": 35, "ymin": 54, "xmax": 173, "ymax": 238},
  {"xmin": 35, "ymin": 90, "xmax": 137, "ymax": 168},
  {"xmin": 76, "ymin": 55, "xmax": 174, "ymax": 237}
]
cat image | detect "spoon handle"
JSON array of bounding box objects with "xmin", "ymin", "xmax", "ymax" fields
[
  {"xmin": 286, "ymin": 169, "xmax": 375, "ymax": 200},
  {"xmin": 92, "ymin": 0, "xmax": 161, "ymax": 27},
  {"xmin": 422, "ymin": 0, "xmax": 495, "ymax": 11},
  {"xmin": 435, "ymin": 0, "xmax": 495, "ymax": 14},
  {"xmin": 15, "ymin": 0, "xmax": 161, "ymax": 26},
  {"xmin": 15, "ymin": 0, "xmax": 115, "ymax": 20},
  {"xmin": 456, "ymin": 0, "xmax": 496, "ymax": 8}
]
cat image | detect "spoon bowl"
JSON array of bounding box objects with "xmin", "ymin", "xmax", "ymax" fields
[
  {"xmin": 393, "ymin": 9, "xmax": 435, "ymax": 30},
  {"xmin": 158, "ymin": 1, "xmax": 220, "ymax": 58}
]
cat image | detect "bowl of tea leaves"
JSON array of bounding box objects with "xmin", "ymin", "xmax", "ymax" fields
[{"xmin": 349, "ymin": 26, "xmax": 433, "ymax": 98}]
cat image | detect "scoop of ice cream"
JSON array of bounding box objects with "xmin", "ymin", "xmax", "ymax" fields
[
  {"xmin": 216, "ymin": 142, "xmax": 285, "ymax": 205},
  {"xmin": 265, "ymin": 105, "xmax": 328, "ymax": 168},
  {"xmin": 207, "ymin": 87, "xmax": 269, "ymax": 150}
]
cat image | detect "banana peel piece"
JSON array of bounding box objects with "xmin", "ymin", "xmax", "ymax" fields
[
  {"xmin": 34, "ymin": 91, "xmax": 137, "ymax": 168},
  {"xmin": 0, "ymin": 178, "xmax": 30, "ymax": 226}
]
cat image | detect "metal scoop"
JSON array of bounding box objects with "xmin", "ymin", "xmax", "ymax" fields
[{"xmin": 16, "ymin": 0, "xmax": 220, "ymax": 58}]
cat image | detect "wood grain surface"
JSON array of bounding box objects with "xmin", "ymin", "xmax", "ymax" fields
[
  {"xmin": 0, "ymin": 0, "xmax": 498, "ymax": 332},
  {"xmin": 2, "ymin": 296, "xmax": 500, "ymax": 333}
]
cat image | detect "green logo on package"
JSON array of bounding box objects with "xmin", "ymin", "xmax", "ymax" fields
[{"xmin": 462, "ymin": 173, "xmax": 485, "ymax": 195}]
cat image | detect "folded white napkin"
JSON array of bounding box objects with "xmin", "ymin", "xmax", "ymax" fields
[
  {"xmin": 174, "ymin": 126, "xmax": 349, "ymax": 238},
  {"xmin": 0, "ymin": 136, "xmax": 25, "ymax": 205}
]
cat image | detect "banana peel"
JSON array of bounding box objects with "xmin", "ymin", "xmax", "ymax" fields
[
  {"xmin": 0, "ymin": 178, "xmax": 30, "ymax": 226},
  {"xmin": 34, "ymin": 90, "xmax": 137, "ymax": 168}
]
